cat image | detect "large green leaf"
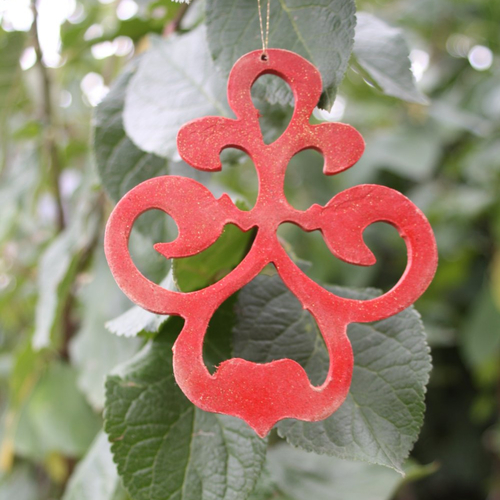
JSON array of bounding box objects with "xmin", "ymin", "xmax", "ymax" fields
[
  {"xmin": 205, "ymin": 0, "xmax": 356, "ymax": 110},
  {"xmin": 233, "ymin": 274, "xmax": 431, "ymax": 473},
  {"xmin": 14, "ymin": 362, "xmax": 101, "ymax": 460},
  {"xmin": 69, "ymin": 250, "xmax": 142, "ymax": 410},
  {"xmin": 93, "ymin": 59, "xmax": 169, "ymax": 242},
  {"xmin": 94, "ymin": 60, "xmax": 167, "ymax": 202},
  {"xmin": 353, "ymin": 12, "xmax": 428, "ymax": 104},
  {"xmin": 267, "ymin": 443, "xmax": 401, "ymax": 500},
  {"xmin": 104, "ymin": 320, "xmax": 267, "ymax": 500},
  {"xmin": 123, "ymin": 26, "xmax": 230, "ymax": 159},
  {"xmin": 62, "ymin": 431, "xmax": 126, "ymax": 500}
]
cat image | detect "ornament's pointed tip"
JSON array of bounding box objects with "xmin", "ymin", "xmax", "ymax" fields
[
  {"xmin": 252, "ymin": 424, "xmax": 273, "ymax": 439},
  {"xmin": 245, "ymin": 416, "xmax": 276, "ymax": 438}
]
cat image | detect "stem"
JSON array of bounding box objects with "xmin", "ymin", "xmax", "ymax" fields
[
  {"xmin": 31, "ymin": 0, "xmax": 65, "ymax": 233},
  {"xmin": 163, "ymin": 2, "xmax": 191, "ymax": 37}
]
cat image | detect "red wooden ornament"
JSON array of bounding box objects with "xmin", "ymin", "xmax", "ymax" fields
[{"xmin": 104, "ymin": 49, "xmax": 438, "ymax": 438}]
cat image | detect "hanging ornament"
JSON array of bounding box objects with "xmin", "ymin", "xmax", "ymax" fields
[{"xmin": 104, "ymin": 48, "xmax": 437, "ymax": 438}]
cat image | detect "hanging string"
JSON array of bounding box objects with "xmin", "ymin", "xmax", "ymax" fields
[{"xmin": 257, "ymin": 0, "xmax": 271, "ymax": 58}]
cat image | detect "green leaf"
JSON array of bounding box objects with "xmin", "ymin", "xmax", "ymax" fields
[
  {"xmin": 202, "ymin": 294, "xmax": 237, "ymax": 374},
  {"xmin": 104, "ymin": 320, "xmax": 267, "ymax": 500},
  {"xmin": 32, "ymin": 194, "xmax": 101, "ymax": 350},
  {"xmin": 9, "ymin": 342, "xmax": 44, "ymax": 411},
  {"xmin": 247, "ymin": 466, "xmax": 291, "ymax": 500},
  {"xmin": 205, "ymin": 0, "xmax": 356, "ymax": 110},
  {"xmin": 267, "ymin": 443, "xmax": 402, "ymax": 500},
  {"xmin": 105, "ymin": 271, "xmax": 176, "ymax": 338},
  {"xmin": 14, "ymin": 362, "xmax": 101, "ymax": 460},
  {"xmin": 63, "ymin": 431, "xmax": 124, "ymax": 500},
  {"xmin": 94, "ymin": 59, "xmax": 167, "ymax": 203},
  {"xmin": 233, "ymin": 274, "xmax": 431, "ymax": 473},
  {"xmin": 0, "ymin": 29, "xmax": 25, "ymax": 118},
  {"xmin": 0, "ymin": 148, "xmax": 39, "ymax": 242},
  {"xmin": 353, "ymin": 12, "xmax": 428, "ymax": 105},
  {"xmin": 69, "ymin": 250, "xmax": 142, "ymax": 410},
  {"xmin": 93, "ymin": 59, "xmax": 169, "ymax": 242},
  {"xmin": 0, "ymin": 342, "xmax": 45, "ymax": 471},
  {"xmin": 32, "ymin": 229, "xmax": 80, "ymax": 350},
  {"xmin": 123, "ymin": 26, "xmax": 230, "ymax": 159},
  {"xmin": 0, "ymin": 29, "xmax": 26, "ymax": 170},
  {"xmin": 460, "ymin": 282, "xmax": 500, "ymax": 383},
  {"xmin": 173, "ymin": 204, "xmax": 255, "ymax": 292},
  {"xmin": 428, "ymin": 100, "xmax": 491, "ymax": 137},
  {"xmin": 346, "ymin": 127, "xmax": 440, "ymax": 184}
]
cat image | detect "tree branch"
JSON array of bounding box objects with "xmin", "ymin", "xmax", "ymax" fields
[
  {"xmin": 30, "ymin": 0, "xmax": 65, "ymax": 233},
  {"xmin": 163, "ymin": 2, "xmax": 192, "ymax": 37}
]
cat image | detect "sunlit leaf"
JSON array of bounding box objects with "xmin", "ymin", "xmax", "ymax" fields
[
  {"xmin": 353, "ymin": 12, "xmax": 428, "ymax": 104},
  {"xmin": 123, "ymin": 26, "xmax": 230, "ymax": 159},
  {"xmin": 105, "ymin": 271, "xmax": 175, "ymax": 338},
  {"xmin": 93, "ymin": 59, "xmax": 169, "ymax": 242}
]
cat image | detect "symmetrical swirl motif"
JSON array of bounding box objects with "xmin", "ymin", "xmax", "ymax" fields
[{"xmin": 105, "ymin": 49, "xmax": 438, "ymax": 437}]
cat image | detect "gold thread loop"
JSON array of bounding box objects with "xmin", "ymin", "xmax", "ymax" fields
[{"xmin": 257, "ymin": 0, "xmax": 271, "ymax": 55}]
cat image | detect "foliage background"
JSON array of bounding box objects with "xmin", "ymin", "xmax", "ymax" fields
[{"xmin": 0, "ymin": 0, "xmax": 499, "ymax": 499}]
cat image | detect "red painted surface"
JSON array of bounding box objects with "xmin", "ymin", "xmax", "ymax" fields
[{"xmin": 104, "ymin": 49, "xmax": 438, "ymax": 437}]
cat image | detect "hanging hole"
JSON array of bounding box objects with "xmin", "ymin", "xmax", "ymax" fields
[
  {"xmin": 277, "ymin": 221, "xmax": 406, "ymax": 294},
  {"xmin": 129, "ymin": 209, "xmax": 178, "ymax": 286},
  {"xmin": 260, "ymin": 53, "xmax": 268, "ymax": 61},
  {"xmin": 251, "ymin": 75, "xmax": 294, "ymax": 145},
  {"xmin": 203, "ymin": 272, "xmax": 329, "ymax": 387},
  {"xmin": 208, "ymin": 149, "xmax": 258, "ymax": 209}
]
